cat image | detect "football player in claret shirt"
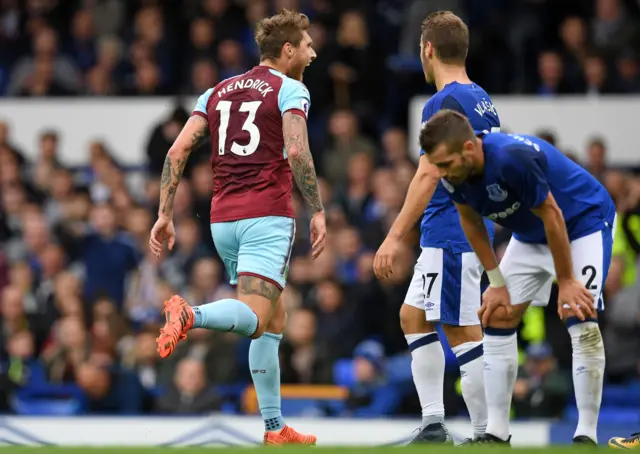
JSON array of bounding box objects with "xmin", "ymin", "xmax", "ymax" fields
[{"xmin": 148, "ymin": 9, "xmax": 325, "ymax": 446}]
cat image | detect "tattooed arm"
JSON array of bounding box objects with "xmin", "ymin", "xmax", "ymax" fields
[
  {"xmin": 282, "ymin": 111, "xmax": 323, "ymax": 214},
  {"xmin": 158, "ymin": 115, "xmax": 209, "ymax": 218}
]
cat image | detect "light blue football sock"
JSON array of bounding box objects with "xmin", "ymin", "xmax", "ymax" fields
[
  {"xmin": 192, "ymin": 298, "xmax": 258, "ymax": 337},
  {"xmin": 249, "ymin": 332, "xmax": 284, "ymax": 432}
]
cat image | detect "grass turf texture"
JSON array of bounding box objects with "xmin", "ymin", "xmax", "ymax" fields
[{"xmin": 0, "ymin": 447, "xmax": 605, "ymax": 453}]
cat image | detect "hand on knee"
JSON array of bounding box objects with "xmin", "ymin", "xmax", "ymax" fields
[{"xmin": 486, "ymin": 306, "xmax": 519, "ymax": 330}]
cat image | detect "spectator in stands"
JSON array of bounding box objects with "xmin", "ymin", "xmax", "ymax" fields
[
  {"xmin": 216, "ymin": 39, "xmax": 247, "ymax": 80},
  {"xmin": 188, "ymin": 161, "xmax": 215, "ymax": 243},
  {"xmin": 145, "ymin": 106, "xmax": 190, "ymax": 177},
  {"xmin": 121, "ymin": 330, "xmax": 161, "ymax": 410},
  {"xmin": 381, "ymin": 128, "xmax": 409, "ymax": 167},
  {"xmin": 82, "ymin": 203, "xmax": 140, "ymax": 308},
  {"xmin": 161, "ymin": 217, "xmax": 210, "ymax": 291},
  {"xmin": 342, "ymin": 340, "xmax": 402, "ymax": 417},
  {"xmin": 182, "ymin": 257, "xmax": 234, "ymax": 307},
  {"xmin": 0, "ymin": 251, "xmax": 8, "ymax": 295},
  {"xmin": 537, "ymin": 50, "xmax": 575, "ymax": 96},
  {"xmin": 585, "ymin": 136, "xmax": 608, "ymax": 182},
  {"xmin": 75, "ymin": 358, "xmax": 144, "ymax": 414},
  {"xmin": 559, "ymin": 16, "xmax": 589, "ymax": 92},
  {"xmin": 321, "ymin": 110, "xmax": 376, "ymax": 185},
  {"xmin": 314, "ymin": 279, "xmax": 364, "ymax": 360},
  {"xmin": 85, "ymin": 65, "xmax": 115, "ymax": 96},
  {"xmin": 333, "ymin": 226, "xmax": 365, "ymax": 285},
  {"xmin": 280, "ymin": 308, "xmax": 333, "ymax": 384},
  {"xmin": 584, "ymin": 54, "xmax": 617, "ymax": 95},
  {"xmin": 188, "ymin": 58, "xmax": 219, "ymax": 95},
  {"xmin": 616, "ymin": 50, "xmax": 640, "ymax": 93},
  {"xmin": 67, "ymin": 9, "xmax": 97, "ymax": 72},
  {"xmin": 121, "ymin": 60, "xmax": 164, "ymax": 96},
  {"xmin": 154, "ymin": 357, "xmax": 221, "ymax": 414},
  {"xmin": 8, "ymin": 262, "xmax": 37, "ymax": 315},
  {"xmin": 604, "ymin": 270, "xmax": 640, "ymax": 383},
  {"xmin": 591, "ymin": 0, "xmax": 636, "ymax": 58},
  {"xmin": 186, "ymin": 18, "xmax": 217, "ymax": 71},
  {"xmin": 328, "ymin": 10, "xmax": 383, "ymax": 122},
  {"xmin": 535, "ymin": 129, "xmax": 557, "ymax": 146},
  {"xmin": 8, "ymin": 27, "xmax": 80, "ymax": 96},
  {"xmin": 124, "ymin": 246, "xmax": 167, "ymax": 327},
  {"xmin": 512, "ymin": 343, "xmax": 570, "ymax": 418},
  {"xmin": 1, "ymin": 286, "xmax": 31, "ymax": 346},
  {"xmin": 334, "ymin": 153, "xmax": 374, "ymax": 229},
  {"xmin": 5, "ymin": 330, "xmax": 46, "ymax": 390},
  {"xmin": 42, "ymin": 315, "xmax": 90, "ymax": 383}
]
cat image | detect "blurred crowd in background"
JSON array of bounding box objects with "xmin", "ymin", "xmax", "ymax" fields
[{"xmin": 1, "ymin": 0, "xmax": 640, "ymax": 418}]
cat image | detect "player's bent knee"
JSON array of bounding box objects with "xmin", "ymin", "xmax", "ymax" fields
[
  {"xmin": 442, "ymin": 324, "xmax": 482, "ymax": 348},
  {"xmin": 237, "ymin": 275, "xmax": 282, "ymax": 338},
  {"xmin": 399, "ymin": 303, "xmax": 433, "ymax": 335},
  {"xmin": 486, "ymin": 304, "xmax": 526, "ymax": 329},
  {"xmin": 561, "ymin": 307, "xmax": 598, "ymax": 323}
]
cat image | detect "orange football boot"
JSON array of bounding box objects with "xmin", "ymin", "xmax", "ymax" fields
[
  {"xmin": 264, "ymin": 425, "xmax": 317, "ymax": 446},
  {"xmin": 156, "ymin": 295, "xmax": 194, "ymax": 358}
]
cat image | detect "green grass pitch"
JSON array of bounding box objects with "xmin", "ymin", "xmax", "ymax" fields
[{"xmin": 0, "ymin": 446, "xmax": 606, "ymax": 453}]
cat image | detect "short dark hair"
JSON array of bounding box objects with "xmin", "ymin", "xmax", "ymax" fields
[
  {"xmin": 420, "ymin": 11, "xmax": 469, "ymax": 64},
  {"xmin": 588, "ymin": 136, "xmax": 606, "ymax": 150},
  {"xmin": 255, "ymin": 9, "xmax": 310, "ymax": 61},
  {"xmin": 40, "ymin": 130, "xmax": 58, "ymax": 142},
  {"xmin": 419, "ymin": 110, "xmax": 475, "ymax": 155}
]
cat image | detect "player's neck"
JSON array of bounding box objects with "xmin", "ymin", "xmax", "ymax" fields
[
  {"xmin": 471, "ymin": 138, "xmax": 485, "ymax": 176},
  {"xmin": 259, "ymin": 59, "xmax": 288, "ymax": 75},
  {"xmin": 434, "ymin": 65, "xmax": 471, "ymax": 91}
]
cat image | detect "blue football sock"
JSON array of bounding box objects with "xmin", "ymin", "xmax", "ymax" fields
[
  {"xmin": 192, "ymin": 298, "xmax": 258, "ymax": 337},
  {"xmin": 249, "ymin": 332, "xmax": 284, "ymax": 432}
]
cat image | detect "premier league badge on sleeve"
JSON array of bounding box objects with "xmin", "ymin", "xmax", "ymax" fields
[
  {"xmin": 486, "ymin": 184, "xmax": 508, "ymax": 202},
  {"xmin": 301, "ymin": 100, "xmax": 309, "ymax": 116}
]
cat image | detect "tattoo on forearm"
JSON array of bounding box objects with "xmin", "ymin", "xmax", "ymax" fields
[
  {"xmin": 159, "ymin": 117, "xmax": 208, "ymax": 215},
  {"xmin": 238, "ymin": 275, "xmax": 281, "ymax": 305},
  {"xmin": 159, "ymin": 154, "xmax": 188, "ymax": 214},
  {"xmin": 283, "ymin": 112, "xmax": 323, "ymax": 214}
]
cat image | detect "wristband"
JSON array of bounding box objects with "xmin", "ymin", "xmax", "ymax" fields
[{"xmin": 486, "ymin": 267, "xmax": 506, "ymax": 288}]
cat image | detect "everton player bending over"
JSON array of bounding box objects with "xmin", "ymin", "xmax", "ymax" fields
[{"xmin": 420, "ymin": 110, "xmax": 613, "ymax": 446}]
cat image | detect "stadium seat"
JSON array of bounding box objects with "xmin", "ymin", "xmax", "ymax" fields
[
  {"xmin": 564, "ymin": 406, "xmax": 640, "ymax": 424},
  {"xmin": 243, "ymin": 385, "xmax": 348, "ymax": 417},
  {"xmin": 11, "ymin": 396, "xmax": 83, "ymax": 415},
  {"xmin": 333, "ymin": 359, "xmax": 355, "ymax": 387}
]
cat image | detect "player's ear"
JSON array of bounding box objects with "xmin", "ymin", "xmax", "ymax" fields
[
  {"xmin": 462, "ymin": 140, "xmax": 475, "ymax": 155},
  {"xmin": 283, "ymin": 42, "xmax": 294, "ymax": 58},
  {"xmin": 424, "ymin": 41, "xmax": 434, "ymax": 59}
]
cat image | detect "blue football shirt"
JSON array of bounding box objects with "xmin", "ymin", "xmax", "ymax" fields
[
  {"xmin": 446, "ymin": 133, "xmax": 616, "ymax": 244},
  {"xmin": 420, "ymin": 82, "xmax": 500, "ymax": 252}
]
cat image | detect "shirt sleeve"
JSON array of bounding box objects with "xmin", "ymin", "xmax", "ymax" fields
[
  {"xmin": 419, "ymin": 100, "xmax": 433, "ymax": 156},
  {"xmin": 278, "ymin": 77, "xmax": 310, "ymax": 119},
  {"xmin": 501, "ymin": 147, "xmax": 550, "ymax": 210},
  {"xmin": 192, "ymin": 88, "xmax": 214, "ymax": 119}
]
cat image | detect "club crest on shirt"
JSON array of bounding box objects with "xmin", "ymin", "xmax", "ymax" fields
[
  {"xmin": 486, "ymin": 183, "xmax": 508, "ymax": 202},
  {"xmin": 441, "ymin": 178, "xmax": 454, "ymax": 193}
]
